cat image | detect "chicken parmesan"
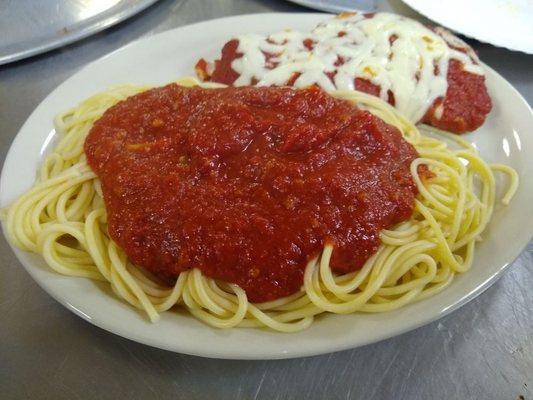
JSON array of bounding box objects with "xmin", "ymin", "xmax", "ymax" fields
[{"xmin": 195, "ymin": 12, "xmax": 492, "ymax": 134}]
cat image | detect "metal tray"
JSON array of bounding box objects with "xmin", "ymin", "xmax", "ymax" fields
[
  {"xmin": 284, "ymin": 0, "xmax": 376, "ymax": 13},
  {"xmin": 0, "ymin": 0, "xmax": 160, "ymax": 65}
]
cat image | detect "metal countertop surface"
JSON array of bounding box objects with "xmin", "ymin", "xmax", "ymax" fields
[{"xmin": 0, "ymin": 1, "xmax": 531, "ymax": 399}]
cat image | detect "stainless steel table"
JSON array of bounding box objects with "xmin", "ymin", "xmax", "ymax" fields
[{"xmin": 1, "ymin": 1, "xmax": 531, "ymax": 399}]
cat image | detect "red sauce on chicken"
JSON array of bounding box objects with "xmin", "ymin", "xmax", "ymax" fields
[
  {"xmin": 422, "ymin": 59, "xmax": 491, "ymax": 133},
  {"xmin": 85, "ymin": 84, "xmax": 421, "ymax": 302}
]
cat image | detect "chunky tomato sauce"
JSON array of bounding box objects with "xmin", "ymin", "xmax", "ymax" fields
[{"xmin": 85, "ymin": 85, "xmax": 421, "ymax": 302}]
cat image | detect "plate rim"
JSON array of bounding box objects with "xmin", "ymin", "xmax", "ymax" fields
[{"xmin": 1, "ymin": 12, "xmax": 532, "ymax": 360}]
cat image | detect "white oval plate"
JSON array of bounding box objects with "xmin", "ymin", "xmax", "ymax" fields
[
  {"xmin": 401, "ymin": 0, "xmax": 533, "ymax": 54},
  {"xmin": 1, "ymin": 13, "xmax": 532, "ymax": 360}
]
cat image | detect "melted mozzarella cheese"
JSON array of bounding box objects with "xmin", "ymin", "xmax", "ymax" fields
[{"xmin": 231, "ymin": 13, "xmax": 484, "ymax": 122}]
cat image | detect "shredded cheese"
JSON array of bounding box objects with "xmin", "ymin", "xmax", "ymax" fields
[{"xmin": 230, "ymin": 13, "xmax": 484, "ymax": 122}]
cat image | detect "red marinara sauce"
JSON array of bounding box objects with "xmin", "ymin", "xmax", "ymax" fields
[{"xmin": 85, "ymin": 84, "xmax": 422, "ymax": 302}]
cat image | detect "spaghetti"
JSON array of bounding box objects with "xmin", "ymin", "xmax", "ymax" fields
[{"xmin": 3, "ymin": 77, "xmax": 518, "ymax": 332}]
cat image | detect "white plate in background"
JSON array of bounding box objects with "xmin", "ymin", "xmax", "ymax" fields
[{"xmin": 401, "ymin": 0, "xmax": 533, "ymax": 54}]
